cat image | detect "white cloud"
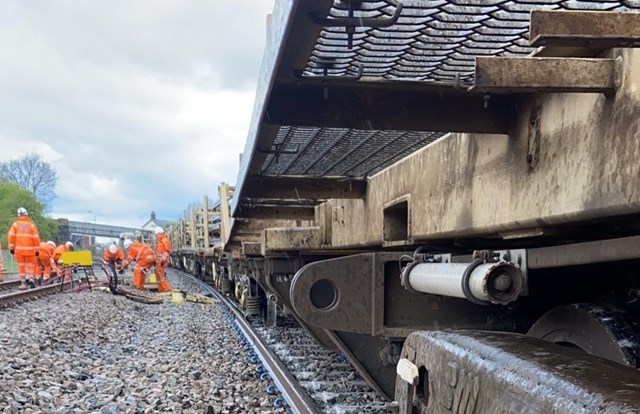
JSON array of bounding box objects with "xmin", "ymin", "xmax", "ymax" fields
[{"xmin": 0, "ymin": 0, "xmax": 275, "ymax": 227}]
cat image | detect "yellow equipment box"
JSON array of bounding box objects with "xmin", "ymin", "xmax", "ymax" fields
[{"xmin": 59, "ymin": 251, "xmax": 93, "ymax": 266}]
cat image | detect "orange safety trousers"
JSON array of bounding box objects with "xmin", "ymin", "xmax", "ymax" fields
[
  {"xmin": 37, "ymin": 256, "xmax": 57, "ymax": 280},
  {"xmin": 155, "ymin": 253, "xmax": 171, "ymax": 293},
  {"xmin": 15, "ymin": 254, "xmax": 37, "ymax": 280},
  {"xmin": 133, "ymin": 254, "xmax": 171, "ymax": 293}
]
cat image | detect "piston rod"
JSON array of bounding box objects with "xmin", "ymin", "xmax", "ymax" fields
[{"xmin": 401, "ymin": 261, "xmax": 523, "ymax": 305}]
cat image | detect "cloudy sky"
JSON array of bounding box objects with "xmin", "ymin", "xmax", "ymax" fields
[{"xmin": 0, "ymin": 0, "xmax": 275, "ymax": 228}]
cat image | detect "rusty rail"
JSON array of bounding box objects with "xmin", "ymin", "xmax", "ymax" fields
[
  {"xmin": 0, "ymin": 280, "xmax": 21, "ymax": 291},
  {"xmin": 0, "ymin": 282, "xmax": 64, "ymax": 307}
]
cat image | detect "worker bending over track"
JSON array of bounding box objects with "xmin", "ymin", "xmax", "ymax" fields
[
  {"xmin": 121, "ymin": 239, "xmax": 171, "ymax": 293},
  {"xmin": 7, "ymin": 207, "xmax": 40, "ymax": 290},
  {"xmin": 37, "ymin": 241, "xmax": 57, "ymax": 284},
  {"xmin": 52, "ymin": 241, "xmax": 74, "ymax": 282},
  {"xmin": 103, "ymin": 243, "xmax": 124, "ymax": 267},
  {"xmin": 103, "ymin": 243, "xmax": 125, "ymax": 290},
  {"xmin": 154, "ymin": 228, "xmax": 171, "ymax": 284}
]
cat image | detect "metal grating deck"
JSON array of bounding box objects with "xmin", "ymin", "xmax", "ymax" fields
[
  {"xmin": 261, "ymin": 127, "xmax": 443, "ymax": 177},
  {"xmin": 231, "ymin": 0, "xmax": 640, "ymax": 218},
  {"xmin": 303, "ymin": 1, "xmax": 640, "ymax": 86},
  {"xmin": 259, "ymin": 1, "xmax": 640, "ymax": 181}
]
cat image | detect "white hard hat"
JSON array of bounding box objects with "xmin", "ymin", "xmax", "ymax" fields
[
  {"xmin": 124, "ymin": 240, "xmax": 133, "ymax": 249},
  {"xmin": 47, "ymin": 241, "xmax": 56, "ymax": 248},
  {"xmin": 65, "ymin": 241, "xmax": 74, "ymax": 249},
  {"xmin": 108, "ymin": 244, "xmax": 118, "ymax": 254},
  {"xmin": 155, "ymin": 227, "xmax": 164, "ymax": 234},
  {"xmin": 17, "ymin": 207, "xmax": 28, "ymax": 216}
]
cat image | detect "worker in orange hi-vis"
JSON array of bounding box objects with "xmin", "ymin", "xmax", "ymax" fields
[
  {"xmin": 52, "ymin": 241, "xmax": 74, "ymax": 282},
  {"xmin": 37, "ymin": 241, "xmax": 58, "ymax": 284},
  {"xmin": 154, "ymin": 227, "xmax": 172, "ymax": 284},
  {"xmin": 102, "ymin": 243, "xmax": 124, "ymax": 266},
  {"xmin": 103, "ymin": 243, "xmax": 125, "ymax": 289},
  {"xmin": 7, "ymin": 207, "xmax": 41, "ymax": 290},
  {"xmin": 121, "ymin": 239, "xmax": 171, "ymax": 293},
  {"xmin": 0, "ymin": 240, "xmax": 4, "ymax": 274}
]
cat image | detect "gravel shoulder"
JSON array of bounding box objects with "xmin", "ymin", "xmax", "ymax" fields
[{"xmin": 0, "ymin": 273, "xmax": 278, "ymax": 414}]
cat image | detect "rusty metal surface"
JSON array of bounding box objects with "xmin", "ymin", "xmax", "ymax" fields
[
  {"xmin": 0, "ymin": 279, "xmax": 21, "ymax": 291},
  {"xmin": 396, "ymin": 330, "xmax": 640, "ymax": 413},
  {"xmin": 531, "ymin": 10, "xmax": 640, "ymax": 48},
  {"xmin": 473, "ymin": 56, "xmax": 617, "ymax": 93},
  {"xmin": 0, "ymin": 282, "xmax": 64, "ymax": 307},
  {"xmin": 262, "ymin": 227, "xmax": 323, "ymax": 253}
]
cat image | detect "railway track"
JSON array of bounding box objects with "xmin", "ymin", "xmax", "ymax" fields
[
  {"xmin": 0, "ymin": 265, "xmax": 108, "ymax": 308},
  {"xmin": 0, "ymin": 279, "xmax": 22, "ymax": 291},
  {"xmin": 0, "ymin": 282, "xmax": 65, "ymax": 308},
  {"xmin": 254, "ymin": 324, "xmax": 388, "ymax": 413},
  {"xmin": 177, "ymin": 270, "xmax": 388, "ymax": 414}
]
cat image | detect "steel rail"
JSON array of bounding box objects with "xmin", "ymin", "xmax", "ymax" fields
[
  {"xmin": 181, "ymin": 272, "xmax": 321, "ymax": 414},
  {"xmin": 0, "ymin": 280, "xmax": 21, "ymax": 290},
  {"xmin": 0, "ymin": 282, "xmax": 64, "ymax": 307}
]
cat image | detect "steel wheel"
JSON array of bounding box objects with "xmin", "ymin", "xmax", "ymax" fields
[{"xmin": 527, "ymin": 303, "xmax": 640, "ymax": 368}]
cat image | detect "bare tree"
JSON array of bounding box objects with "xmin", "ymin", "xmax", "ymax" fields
[{"xmin": 0, "ymin": 153, "xmax": 57, "ymax": 208}]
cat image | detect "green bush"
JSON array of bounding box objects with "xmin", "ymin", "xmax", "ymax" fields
[{"xmin": 0, "ymin": 182, "xmax": 59, "ymax": 242}]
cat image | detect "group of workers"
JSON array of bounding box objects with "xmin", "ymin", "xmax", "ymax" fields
[
  {"xmin": 5, "ymin": 207, "xmax": 172, "ymax": 292},
  {"xmin": 102, "ymin": 227, "xmax": 172, "ymax": 292},
  {"xmin": 4, "ymin": 207, "xmax": 74, "ymax": 289}
]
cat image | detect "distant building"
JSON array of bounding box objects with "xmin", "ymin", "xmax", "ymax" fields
[{"xmin": 141, "ymin": 211, "xmax": 173, "ymax": 233}]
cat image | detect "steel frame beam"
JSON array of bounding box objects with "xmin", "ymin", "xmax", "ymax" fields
[
  {"xmin": 242, "ymin": 175, "xmax": 367, "ymax": 200},
  {"xmin": 235, "ymin": 205, "xmax": 316, "ymax": 220},
  {"xmin": 528, "ymin": 235, "xmax": 640, "ymax": 269},
  {"xmin": 473, "ymin": 57, "xmax": 617, "ymax": 94},
  {"xmin": 530, "ymin": 10, "xmax": 640, "ymax": 48},
  {"xmin": 267, "ymin": 83, "xmax": 512, "ymax": 134}
]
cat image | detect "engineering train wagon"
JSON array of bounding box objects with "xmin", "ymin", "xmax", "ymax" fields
[{"xmin": 171, "ymin": 1, "xmax": 640, "ymax": 411}]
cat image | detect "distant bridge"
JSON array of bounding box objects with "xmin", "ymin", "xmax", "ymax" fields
[{"xmin": 57, "ymin": 219, "xmax": 152, "ymax": 240}]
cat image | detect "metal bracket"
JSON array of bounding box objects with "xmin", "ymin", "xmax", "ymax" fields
[
  {"xmin": 295, "ymin": 63, "xmax": 364, "ymax": 82},
  {"xmin": 527, "ymin": 103, "xmax": 542, "ymax": 171},
  {"xmin": 495, "ymin": 249, "xmax": 528, "ymax": 296},
  {"xmin": 432, "ymin": 253, "xmax": 452, "ymax": 264},
  {"xmin": 257, "ymin": 143, "xmax": 299, "ymax": 155},
  {"xmin": 257, "ymin": 143, "xmax": 299, "ymax": 169},
  {"xmin": 309, "ymin": 1, "xmax": 403, "ymax": 49}
]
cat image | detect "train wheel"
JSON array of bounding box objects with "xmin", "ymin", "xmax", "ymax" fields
[{"xmin": 527, "ymin": 303, "xmax": 640, "ymax": 367}]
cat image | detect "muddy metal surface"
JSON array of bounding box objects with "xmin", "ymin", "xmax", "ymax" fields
[{"xmin": 395, "ymin": 330, "xmax": 640, "ymax": 414}]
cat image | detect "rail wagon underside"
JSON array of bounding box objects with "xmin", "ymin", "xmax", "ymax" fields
[{"xmin": 174, "ymin": 1, "xmax": 640, "ymax": 410}]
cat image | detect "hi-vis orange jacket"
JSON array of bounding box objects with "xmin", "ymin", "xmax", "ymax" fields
[
  {"xmin": 103, "ymin": 247, "xmax": 124, "ymax": 262},
  {"xmin": 52, "ymin": 244, "xmax": 70, "ymax": 263},
  {"xmin": 156, "ymin": 234, "xmax": 172, "ymax": 255},
  {"xmin": 38, "ymin": 242, "xmax": 55, "ymax": 260},
  {"xmin": 123, "ymin": 241, "xmax": 155, "ymax": 267},
  {"xmin": 8, "ymin": 216, "xmax": 40, "ymax": 256}
]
